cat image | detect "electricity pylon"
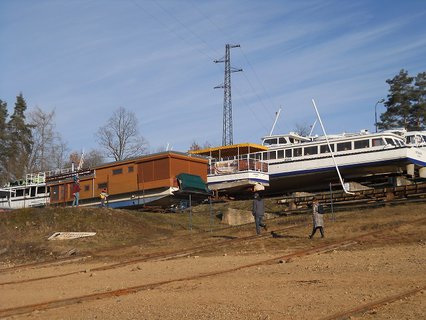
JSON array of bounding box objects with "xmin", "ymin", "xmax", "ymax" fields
[{"xmin": 214, "ymin": 44, "xmax": 242, "ymax": 146}]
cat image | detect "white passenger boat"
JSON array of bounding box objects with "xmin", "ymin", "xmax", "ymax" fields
[
  {"xmin": 0, "ymin": 173, "xmax": 49, "ymax": 209},
  {"xmin": 256, "ymin": 130, "xmax": 426, "ymax": 193},
  {"xmin": 189, "ymin": 143, "xmax": 269, "ymax": 196}
]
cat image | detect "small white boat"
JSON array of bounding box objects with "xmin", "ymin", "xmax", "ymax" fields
[
  {"xmin": 190, "ymin": 143, "xmax": 269, "ymax": 195},
  {"xmin": 0, "ymin": 173, "xmax": 49, "ymax": 209}
]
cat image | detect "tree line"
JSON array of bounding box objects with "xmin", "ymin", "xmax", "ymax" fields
[{"xmin": 0, "ymin": 94, "xmax": 148, "ymax": 185}]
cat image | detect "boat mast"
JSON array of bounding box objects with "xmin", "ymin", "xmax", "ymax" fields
[
  {"xmin": 311, "ymin": 99, "xmax": 354, "ymax": 195},
  {"xmin": 269, "ymin": 107, "xmax": 282, "ymax": 136}
]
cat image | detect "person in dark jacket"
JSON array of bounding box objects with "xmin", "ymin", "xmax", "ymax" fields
[
  {"xmin": 252, "ymin": 192, "xmax": 267, "ymax": 235},
  {"xmin": 309, "ymin": 199, "xmax": 324, "ymax": 238}
]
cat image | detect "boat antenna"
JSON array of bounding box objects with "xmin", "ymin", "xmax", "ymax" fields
[
  {"xmin": 311, "ymin": 99, "xmax": 354, "ymax": 195},
  {"xmin": 269, "ymin": 107, "xmax": 282, "ymax": 136}
]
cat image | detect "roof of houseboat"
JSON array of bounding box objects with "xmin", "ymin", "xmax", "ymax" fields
[{"xmin": 189, "ymin": 143, "xmax": 267, "ymax": 158}]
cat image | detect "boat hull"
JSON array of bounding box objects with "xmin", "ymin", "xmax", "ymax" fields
[
  {"xmin": 267, "ymin": 147, "xmax": 426, "ymax": 193},
  {"xmin": 208, "ymin": 171, "xmax": 269, "ymax": 194}
]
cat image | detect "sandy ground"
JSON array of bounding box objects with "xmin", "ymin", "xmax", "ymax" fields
[{"xmin": 0, "ymin": 205, "xmax": 425, "ymax": 320}]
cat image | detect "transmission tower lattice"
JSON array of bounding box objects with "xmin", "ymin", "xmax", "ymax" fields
[{"xmin": 214, "ymin": 44, "xmax": 242, "ymax": 146}]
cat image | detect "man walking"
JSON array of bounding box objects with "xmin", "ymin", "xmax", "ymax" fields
[
  {"xmin": 252, "ymin": 192, "xmax": 267, "ymax": 235},
  {"xmin": 309, "ymin": 199, "xmax": 324, "ymax": 238}
]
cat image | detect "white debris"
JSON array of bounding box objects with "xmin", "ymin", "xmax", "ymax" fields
[{"xmin": 48, "ymin": 232, "xmax": 96, "ymax": 240}]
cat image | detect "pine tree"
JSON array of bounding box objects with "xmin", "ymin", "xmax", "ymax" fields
[
  {"xmin": 411, "ymin": 72, "xmax": 426, "ymax": 130},
  {"xmin": 379, "ymin": 69, "xmax": 414, "ymax": 130},
  {"xmin": 6, "ymin": 93, "xmax": 33, "ymax": 181},
  {"xmin": 0, "ymin": 99, "xmax": 9, "ymax": 184}
]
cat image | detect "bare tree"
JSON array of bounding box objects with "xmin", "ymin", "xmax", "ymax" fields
[
  {"xmin": 188, "ymin": 140, "xmax": 212, "ymax": 151},
  {"xmin": 51, "ymin": 136, "xmax": 69, "ymax": 170},
  {"xmin": 84, "ymin": 149, "xmax": 105, "ymax": 168},
  {"xmin": 27, "ymin": 107, "xmax": 66, "ymax": 173},
  {"xmin": 96, "ymin": 107, "xmax": 148, "ymax": 161},
  {"xmin": 293, "ymin": 122, "xmax": 312, "ymax": 137}
]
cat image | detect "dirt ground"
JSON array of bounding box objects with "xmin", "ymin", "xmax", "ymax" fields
[{"xmin": 0, "ymin": 202, "xmax": 425, "ymax": 319}]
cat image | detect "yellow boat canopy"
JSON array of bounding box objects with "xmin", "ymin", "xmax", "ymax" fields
[{"xmin": 189, "ymin": 143, "xmax": 267, "ymax": 159}]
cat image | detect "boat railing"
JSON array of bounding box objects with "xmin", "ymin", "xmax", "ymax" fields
[
  {"xmin": 25, "ymin": 172, "xmax": 46, "ymax": 185},
  {"xmin": 208, "ymin": 154, "xmax": 268, "ymax": 175}
]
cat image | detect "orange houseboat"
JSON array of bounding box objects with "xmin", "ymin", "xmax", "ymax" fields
[{"xmin": 46, "ymin": 151, "xmax": 208, "ymax": 208}]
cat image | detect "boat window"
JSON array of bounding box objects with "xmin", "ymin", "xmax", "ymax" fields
[
  {"xmin": 337, "ymin": 142, "xmax": 352, "ymax": 151},
  {"xmin": 372, "ymin": 138, "xmax": 385, "ymax": 146},
  {"xmin": 263, "ymin": 138, "xmax": 276, "ymax": 146},
  {"xmin": 385, "ymin": 138, "xmax": 395, "ymax": 145},
  {"xmin": 268, "ymin": 151, "xmax": 276, "ymax": 160},
  {"xmin": 30, "ymin": 187, "xmax": 36, "ymax": 197},
  {"xmin": 406, "ymin": 136, "xmax": 416, "ymax": 144},
  {"xmin": 112, "ymin": 168, "xmax": 123, "ymax": 175},
  {"xmin": 354, "ymin": 139, "xmax": 370, "ymax": 149},
  {"xmin": 423, "ymin": 135, "xmax": 426, "ymax": 142},
  {"xmin": 38, "ymin": 186, "xmax": 46, "ymax": 193},
  {"xmin": 293, "ymin": 148, "xmax": 302, "ymax": 157},
  {"xmin": 320, "ymin": 144, "xmax": 334, "ymax": 153},
  {"xmin": 16, "ymin": 189, "xmax": 23, "ymax": 197},
  {"xmin": 84, "ymin": 185, "xmax": 89, "ymax": 191},
  {"xmin": 277, "ymin": 150, "xmax": 285, "ymax": 159},
  {"xmin": 128, "ymin": 166, "xmax": 134, "ymax": 173},
  {"xmin": 278, "ymin": 137, "xmax": 286, "ymax": 144},
  {"xmin": 285, "ymin": 149, "xmax": 292, "ymax": 158},
  {"xmin": 289, "ymin": 138, "xmax": 294, "ymax": 143},
  {"xmin": 304, "ymin": 146, "xmax": 318, "ymax": 156}
]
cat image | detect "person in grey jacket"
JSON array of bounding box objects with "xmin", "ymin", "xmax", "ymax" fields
[
  {"xmin": 252, "ymin": 192, "xmax": 267, "ymax": 235},
  {"xmin": 309, "ymin": 199, "xmax": 324, "ymax": 238}
]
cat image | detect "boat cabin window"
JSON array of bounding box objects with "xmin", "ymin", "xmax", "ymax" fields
[
  {"xmin": 289, "ymin": 138, "xmax": 294, "ymax": 143},
  {"xmin": 38, "ymin": 186, "xmax": 46, "ymax": 193},
  {"xmin": 128, "ymin": 166, "xmax": 134, "ymax": 173},
  {"xmin": 112, "ymin": 168, "xmax": 123, "ymax": 175},
  {"xmin": 293, "ymin": 147, "xmax": 302, "ymax": 157},
  {"xmin": 394, "ymin": 140, "xmax": 403, "ymax": 147},
  {"xmin": 285, "ymin": 149, "xmax": 292, "ymax": 158},
  {"xmin": 385, "ymin": 138, "xmax": 395, "ymax": 146},
  {"xmin": 406, "ymin": 136, "xmax": 416, "ymax": 144},
  {"xmin": 320, "ymin": 144, "xmax": 334, "ymax": 153},
  {"xmin": 84, "ymin": 185, "xmax": 89, "ymax": 191},
  {"xmin": 279, "ymin": 137, "xmax": 287, "ymax": 144},
  {"xmin": 263, "ymin": 138, "xmax": 276, "ymax": 146},
  {"xmin": 30, "ymin": 187, "xmax": 36, "ymax": 197},
  {"xmin": 16, "ymin": 189, "xmax": 23, "ymax": 197},
  {"xmin": 304, "ymin": 146, "xmax": 318, "ymax": 156},
  {"xmin": 354, "ymin": 139, "xmax": 370, "ymax": 149},
  {"xmin": 337, "ymin": 142, "xmax": 352, "ymax": 151},
  {"xmin": 277, "ymin": 150, "xmax": 285, "ymax": 159},
  {"xmin": 372, "ymin": 138, "xmax": 385, "ymax": 146},
  {"xmin": 268, "ymin": 151, "xmax": 276, "ymax": 160}
]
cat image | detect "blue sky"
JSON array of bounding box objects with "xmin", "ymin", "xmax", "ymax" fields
[{"xmin": 1, "ymin": 0, "xmax": 425, "ymax": 156}]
